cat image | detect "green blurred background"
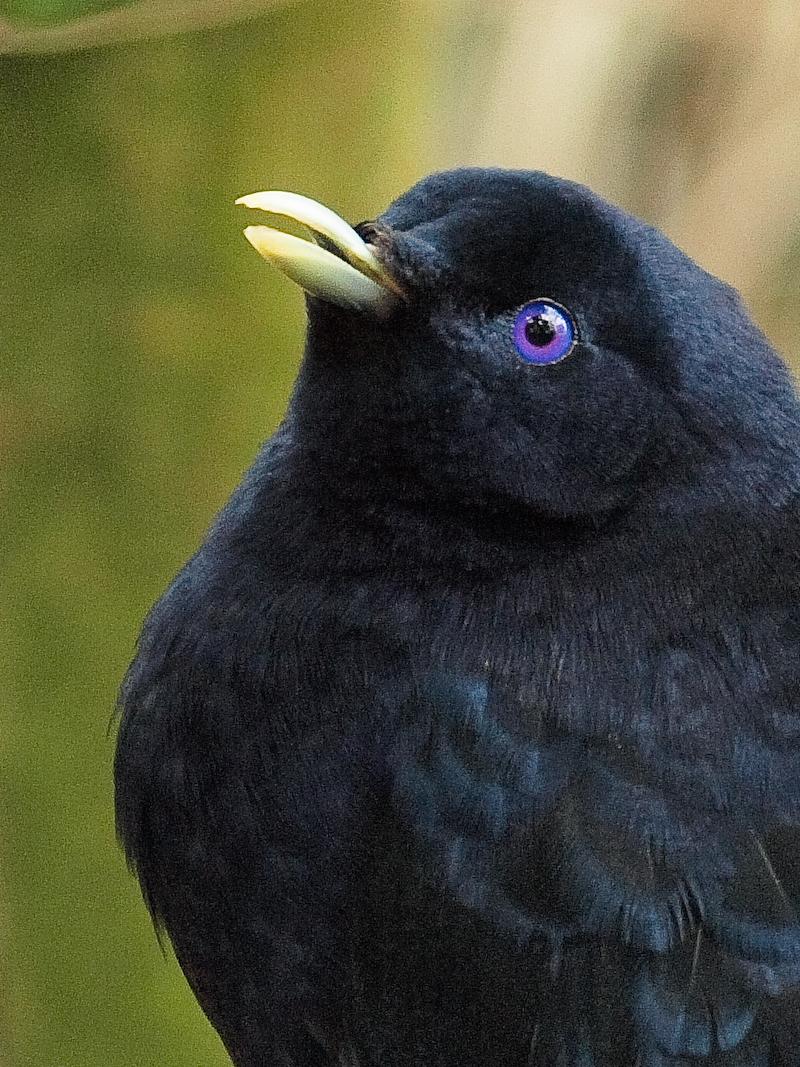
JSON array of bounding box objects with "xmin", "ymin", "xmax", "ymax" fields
[{"xmin": 3, "ymin": 1, "xmax": 800, "ymax": 1064}]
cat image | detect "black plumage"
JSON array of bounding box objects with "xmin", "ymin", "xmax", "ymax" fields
[{"xmin": 115, "ymin": 168, "xmax": 800, "ymax": 1065}]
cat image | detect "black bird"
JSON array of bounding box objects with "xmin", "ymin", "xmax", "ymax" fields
[{"xmin": 115, "ymin": 168, "xmax": 800, "ymax": 1066}]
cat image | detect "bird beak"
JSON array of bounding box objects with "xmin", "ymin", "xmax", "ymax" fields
[{"xmin": 235, "ymin": 190, "xmax": 403, "ymax": 315}]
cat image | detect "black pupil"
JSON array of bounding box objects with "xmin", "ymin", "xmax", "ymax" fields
[{"xmin": 525, "ymin": 314, "xmax": 556, "ymax": 347}]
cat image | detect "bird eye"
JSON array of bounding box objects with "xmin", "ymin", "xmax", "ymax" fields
[{"xmin": 513, "ymin": 299, "xmax": 577, "ymax": 365}]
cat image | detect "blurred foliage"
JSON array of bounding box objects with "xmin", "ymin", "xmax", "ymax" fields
[
  {"xmin": 0, "ymin": 0, "xmax": 130, "ymax": 28},
  {"xmin": 3, "ymin": 1, "xmax": 800, "ymax": 1066},
  {"xmin": 0, "ymin": 1, "xmax": 293, "ymax": 52}
]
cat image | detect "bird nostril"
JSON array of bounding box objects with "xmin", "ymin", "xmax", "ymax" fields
[
  {"xmin": 354, "ymin": 220, "xmax": 397, "ymax": 261},
  {"xmin": 354, "ymin": 220, "xmax": 381, "ymax": 242},
  {"xmin": 356, "ymin": 219, "xmax": 381, "ymax": 239}
]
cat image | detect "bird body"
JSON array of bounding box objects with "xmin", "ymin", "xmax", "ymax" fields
[{"xmin": 115, "ymin": 169, "xmax": 800, "ymax": 1065}]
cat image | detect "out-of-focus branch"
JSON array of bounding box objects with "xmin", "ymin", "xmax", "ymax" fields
[{"xmin": 0, "ymin": 0, "xmax": 297, "ymax": 55}]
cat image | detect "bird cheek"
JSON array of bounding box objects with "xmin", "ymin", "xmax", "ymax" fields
[
  {"xmin": 529, "ymin": 350, "xmax": 657, "ymax": 508},
  {"xmin": 510, "ymin": 340, "xmax": 591, "ymax": 397}
]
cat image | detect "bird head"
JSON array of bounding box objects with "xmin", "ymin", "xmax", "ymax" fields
[{"xmin": 238, "ymin": 168, "xmax": 798, "ymax": 530}]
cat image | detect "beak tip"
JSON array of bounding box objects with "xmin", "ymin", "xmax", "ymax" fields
[
  {"xmin": 236, "ymin": 191, "xmax": 401, "ymax": 313},
  {"xmin": 242, "ymin": 226, "xmax": 274, "ymax": 260}
]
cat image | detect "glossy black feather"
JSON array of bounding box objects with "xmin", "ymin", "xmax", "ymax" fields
[{"xmin": 115, "ymin": 168, "xmax": 800, "ymax": 1065}]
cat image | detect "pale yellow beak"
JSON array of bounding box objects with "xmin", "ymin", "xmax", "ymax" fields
[{"xmin": 235, "ymin": 190, "xmax": 403, "ymax": 314}]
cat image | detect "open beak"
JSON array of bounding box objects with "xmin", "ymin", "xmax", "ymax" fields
[{"xmin": 235, "ymin": 191, "xmax": 403, "ymax": 315}]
